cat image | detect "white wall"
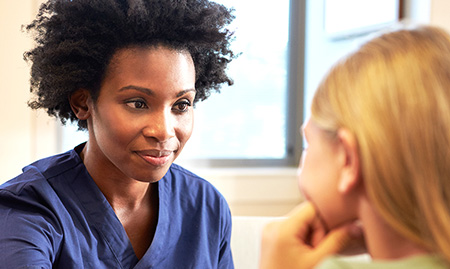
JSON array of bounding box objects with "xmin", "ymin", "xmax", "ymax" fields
[
  {"xmin": 0, "ymin": 1, "xmax": 32, "ymax": 179},
  {"xmin": 430, "ymin": 0, "xmax": 450, "ymax": 33},
  {"xmin": 1, "ymin": 0, "xmax": 448, "ymax": 216},
  {"xmin": 0, "ymin": 0, "xmax": 56, "ymax": 182}
]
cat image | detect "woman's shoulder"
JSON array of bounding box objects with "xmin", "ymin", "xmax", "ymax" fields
[{"xmin": 0, "ymin": 146, "xmax": 83, "ymax": 198}]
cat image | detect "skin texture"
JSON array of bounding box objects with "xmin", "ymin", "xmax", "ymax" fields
[{"xmin": 70, "ymin": 46, "xmax": 196, "ymax": 258}]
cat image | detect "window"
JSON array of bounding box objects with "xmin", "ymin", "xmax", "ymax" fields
[
  {"xmin": 60, "ymin": 0, "xmax": 305, "ymax": 168},
  {"xmin": 178, "ymin": 0, "xmax": 305, "ymax": 167}
]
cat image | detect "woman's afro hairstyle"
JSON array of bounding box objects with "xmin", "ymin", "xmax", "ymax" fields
[{"xmin": 25, "ymin": 0, "xmax": 236, "ymax": 130}]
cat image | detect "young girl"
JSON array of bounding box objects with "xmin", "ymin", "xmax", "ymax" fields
[
  {"xmin": 0, "ymin": 0, "xmax": 236, "ymax": 268},
  {"xmin": 260, "ymin": 25, "xmax": 450, "ymax": 268}
]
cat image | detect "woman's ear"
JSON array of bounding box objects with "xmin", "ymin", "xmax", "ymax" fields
[
  {"xmin": 69, "ymin": 89, "xmax": 92, "ymax": 120},
  {"xmin": 336, "ymin": 128, "xmax": 361, "ymax": 194}
]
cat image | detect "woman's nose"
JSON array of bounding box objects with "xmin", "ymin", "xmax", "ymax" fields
[{"xmin": 142, "ymin": 110, "xmax": 175, "ymax": 142}]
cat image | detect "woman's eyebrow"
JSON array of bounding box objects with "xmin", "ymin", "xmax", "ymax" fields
[
  {"xmin": 176, "ymin": 89, "xmax": 196, "ymax": 97},
  {"xmin": 118, "ymin": 86, "xmax": 195, "ymax": 98},
  {"xmin": 119, "ymin": 85, "xmax": 154, "ymax": 96}
]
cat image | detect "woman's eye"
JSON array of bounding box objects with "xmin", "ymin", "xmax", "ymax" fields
[
  {"xmin": 173, "ymin": 100, "xmax": 191, "ymax": 112},
  {"xmin": 126, "ymin": 100, "xmax": 148, "ymax": 109}
]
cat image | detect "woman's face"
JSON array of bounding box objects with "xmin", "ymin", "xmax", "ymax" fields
[
  {"xmin": 85, "ymin": 46, "xmax": 196, "ymax": 183},
  {"xmin": 298, "ymin": 118, "xmax": 348, "ymax": 229}
]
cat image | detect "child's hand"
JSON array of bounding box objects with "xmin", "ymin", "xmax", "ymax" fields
[{"xmin": 259, "ymin": 202, "xmax": 364, "ymax": 269}]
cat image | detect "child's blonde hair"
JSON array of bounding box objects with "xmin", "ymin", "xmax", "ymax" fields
[{"xmin": 311, "ymin": 25, "xmax": 450, "ymax": 263}]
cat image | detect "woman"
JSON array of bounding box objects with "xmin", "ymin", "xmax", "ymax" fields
[
  {"xmin": 0, "ymin": 0, "xmax": 236, "ymax": 268},
  {"xmin": 260, "ymin": 25, "xmax": 450, "ymax": 268}
]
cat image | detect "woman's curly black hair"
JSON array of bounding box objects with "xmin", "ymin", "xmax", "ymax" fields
[{"xmin": 25, "ymin": 0, "xmax": 236, "ymax": 130}]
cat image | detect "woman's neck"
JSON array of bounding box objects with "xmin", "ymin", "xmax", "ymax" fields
[
  {"xmin": 359, "ymin": 197, "xmax": 429, "ymax": 260},
  {"xmin": 80, "ymin": 142, "xmax": 152, "ymax": 211}
]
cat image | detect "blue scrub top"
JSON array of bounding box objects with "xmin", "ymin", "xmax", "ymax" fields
[{"xmin": 0, "ymin": 144, "xmax": 234, "ymax": 268}]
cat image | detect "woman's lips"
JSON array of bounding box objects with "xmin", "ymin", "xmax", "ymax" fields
[{"xmin": 136, "ymin": 150, "xmax": 174, "ymax": 166}]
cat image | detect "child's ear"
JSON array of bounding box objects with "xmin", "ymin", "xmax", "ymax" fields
[
  {"xmin": 69, "ymin": 89, "xmax": 92, "ymax": 120},
  {"xmin": 336, "ymin": 128, "xmax": 361, "ymax": 194}
]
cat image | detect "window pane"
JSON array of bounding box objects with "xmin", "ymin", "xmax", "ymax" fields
[{"xmin": 181, "ymin": 0, "xmax": 291, "ymax": 160}]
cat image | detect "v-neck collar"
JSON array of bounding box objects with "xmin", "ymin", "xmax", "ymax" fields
[{"xmin": 133, "ymin": 174, "xmax": 169, "ymax": 268}]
